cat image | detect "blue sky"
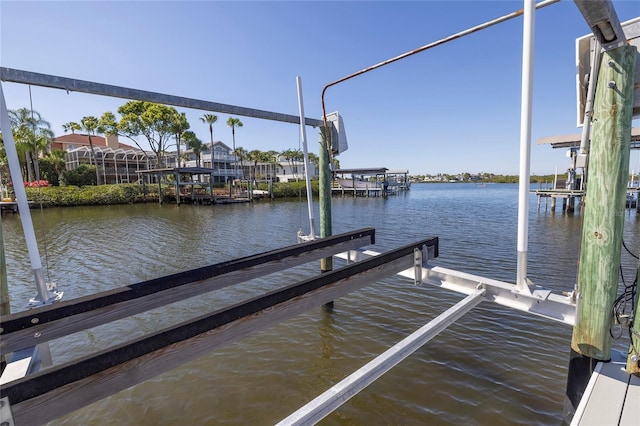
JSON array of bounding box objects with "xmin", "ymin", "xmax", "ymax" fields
[{"xmin": 1, "ymin": 0, "xmax": 639, "ymax": 175}]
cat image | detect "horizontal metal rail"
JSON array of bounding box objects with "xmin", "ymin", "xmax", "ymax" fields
[
  {"xmin": 0, "ymin": 228, "xmax": 376, "ymax": 354},
  {"xmin": 336, "ymin": 249, "xmax": 576, "ymax": 326},
  {"xmin": 0, "ymin": 237, "xmax": 438, "ymax": 426},
  {"xmin": 0, "ymin": 67, "xmax": 324, "ymax": 127},
  {"xmin": 277, "ymin": 289, "xmax": 485, "ymax": 425}
]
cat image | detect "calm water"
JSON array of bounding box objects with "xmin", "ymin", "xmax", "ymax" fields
[{"xmin": 3, "ymin": 183, "xmax": 639, "ymax": 425}]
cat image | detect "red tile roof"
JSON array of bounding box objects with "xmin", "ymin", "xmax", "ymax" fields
[{"xmin": 52, "ymin": 134, "xmax": 139, "ymax": 151}]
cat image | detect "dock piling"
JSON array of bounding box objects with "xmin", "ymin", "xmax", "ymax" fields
[{"xmin": 565, "ymin": 43, "xmax": 636, "ymax": 420}]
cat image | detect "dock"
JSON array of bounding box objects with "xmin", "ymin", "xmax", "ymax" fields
[
  {"xmin": 331, "ymin": 168, "xmax": 410, "ymax": 197},
  {"xmin": 533, "ymin": 186, "xmax": 640, "ymax": 213},
  {"xmin": 572, "ymin": 353, "xmax": 639, "ymax": 425},
  {"xmin": 0, "ymin": 201, "xmax": 18, "ymax": 215}
]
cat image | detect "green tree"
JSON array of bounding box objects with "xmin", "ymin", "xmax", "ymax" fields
[
  {"xmin": 232, "ymin": 146, "xmax": 247, "ymax": 180},
  {"xmin": 7, "ymin": 108, "xmax": 53, "ymax": 182},
  {"xmin": 37, "ymin": 156, "xmax": 64, "ymax": 186},
  {"xmin": 281, "ymin": 148, "xmax": 303, "ymax": 180},
  {"xmin": 109, "ymin": 101, "xmax": 180, "ymax": 168},
  {"xmin": 226, "ymin": 117, "xmax": 243, "ymax": 179},
  {"xmin": 307, "ymin": 152, "xmax": 319, "ymax": 166},
  {"xmin": 60, "ymin": 164, "xmax": 97, "ymax": 186},
  {"xmin": 183, "ymin": 131, "xmax": 204, "ymax": 167},
  {"xmin": 62, "ymin": 121, "xmax": 81, "ymax": 134},
  {"xmin": 80, "ymin": 116, "xmax": 101, "ymax": 184},
  {"xmin": 170, "ymin": 112, "xmax": 190, "ymax": 168},
  {"xmin": 247, "ymin": 149, "xmax": 262, "ymax": 182},
  {"xmin": 200, "ymin": 114, "xmax": 218, "ymax": 148},
  {"xmin": 332, "ymin": 157, "xmax": 340, "ymax": 170}
]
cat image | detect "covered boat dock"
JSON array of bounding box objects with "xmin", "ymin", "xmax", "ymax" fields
[
  {"xmin": 332, "ymin": 168, "xmax": 410, "ymax": 197},
  {"xmin": 136, "ymin": 167, "xmax": 250, "ymax": 205},
  {"xmin": 535, "ymin": 127, "xmax": 640, "ymax": 212}
]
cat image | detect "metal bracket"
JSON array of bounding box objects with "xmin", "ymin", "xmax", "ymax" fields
[
  {"xmin": 0, "ymin": 397, "xmax": 15, "ymax": 426},
  {"xmin": 413, "ymin": 247, "xmax": 423, "ymax": 285},
  {"xmin": 513, "ymin": 278, "xmax": 551, "ymax": 301},
  {"xmin": 28, "ymin": 282, "xmax": 64, "ymax": 308}
]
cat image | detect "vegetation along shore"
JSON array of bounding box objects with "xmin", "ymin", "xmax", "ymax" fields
[{"xmin": 14, "ymin": 175, "xmax": 567, "ymax": 208}]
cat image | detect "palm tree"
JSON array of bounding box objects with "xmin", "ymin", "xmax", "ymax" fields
[
  {"xmin": 226, "ymin": 117, "xmax": 243, "ymax": 180},
  {"xmin": 266, "ymin": 150, "xmax": 281, "ymax": 179},
  {"xmin": 307, "ymin": 152, "xmax": 319, "ymax": 167},
  {"xmin": 170, "ymin": 112, "xmax": 190, "ymax": 168},
  {"xmin": 62, "ymin": 122, "xmax": 81, "ymax": 134},
  {"xmin": 200, "ymin": 114, "xmax": 218, "ymax": 148},
  {"xmin": 80, "ymin": 116, "xmax": 101, "ymax": 185},
  {"xmin": 8, "ymin": 108, "xmax": 53, "ymax": 181},
  {"xmin": 232, "ymin": 146, "xmax": 247, "ymax": 181},
  {"xmin": 183, "ymin": 131, "xmax": 204, "ymax": 167},
  {"xmin": 248, "ymin": 149, "xmax": 263, "ymax": 183},
  {"xmin": 281, "ymin": 148, "xmax": 303, "ymax": 180}
]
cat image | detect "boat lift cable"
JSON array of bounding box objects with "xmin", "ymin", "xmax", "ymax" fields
[
  {"xmin": 318, "ymin": 0, "xmax": 560, "ymax": 293},
  {"xmin": 319, "ymin": 0, "xmax": 561, "ymax": 142}
]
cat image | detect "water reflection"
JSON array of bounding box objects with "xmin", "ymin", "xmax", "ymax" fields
[{"xmin": 2, "ymin": 184, "xmax": 637, "ymax": 425}]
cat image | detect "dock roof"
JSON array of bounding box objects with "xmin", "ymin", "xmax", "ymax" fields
[
  {"xmin": 334, "ymin": 168, "xmax": 388, "ymax": 175},
  {"xmin": 537, "ymin": 127, "xmax": 640, "ymax": 149}
]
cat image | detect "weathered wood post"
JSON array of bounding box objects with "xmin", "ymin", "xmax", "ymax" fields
[
  {"xmin": 319, "ymin": 125, "xmax": 332, "ymax": 274},
  {"xmin": 157, "ymin": 173, "xmax": 163, "ymax": 205},
  {"xmin": 626, "ymin": 260, "xmax": 640, "ymax": 375},
  {"xmin": 174, "ymin": 171, "xmax": 180, "ymax": 206},
  {"xmin": 565, "ymin": 43, "xmax": 636, "ymax": 418}
]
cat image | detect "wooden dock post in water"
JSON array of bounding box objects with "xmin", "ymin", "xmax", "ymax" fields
[
  {"xmin": 319, "ymin": 126, "xmax": 333, "ymax": 273},
  {"xmin": 566, "ymin": 44, "xmax": 636, "ymax": 418}
]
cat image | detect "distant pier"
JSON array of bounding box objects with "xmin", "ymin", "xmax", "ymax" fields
[
  {"xmin": 0, "ymin": 201, "xmax": 18, "ymax": 215},
  {"xmin": 533, "ymin": 185, "xmax": 640, "ymax": 213}
]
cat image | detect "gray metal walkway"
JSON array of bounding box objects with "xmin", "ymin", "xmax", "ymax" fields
[{"xmin": 572, "ymin": 354, "xmax": 639, "ymax": 425}]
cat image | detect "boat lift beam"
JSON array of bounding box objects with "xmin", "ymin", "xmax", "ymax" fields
[
  {"xmin": 0, "ymin": 67, "xmax": 324, "ymax": 128},
  {"xmin": 336, "ymin": 250, "xmax": 576, "ymax": 327},
  {"xmin": 277, "ymin": 289, "xmax": 486, "ymax": 426},
  {"xmin": 574, "ymin": 0, "xmax": 627, "ymax": 51}
]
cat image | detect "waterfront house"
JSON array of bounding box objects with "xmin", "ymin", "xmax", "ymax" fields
[{"xmin": 57, "ymin": 134, "xmax": 155, "ymax": 184}]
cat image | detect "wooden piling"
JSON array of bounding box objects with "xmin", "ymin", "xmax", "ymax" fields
[
  {"xmin": 319, "ymin": 126, "xmax": 332, "ymax": 273},
  {"xmin": 565, "ymin": 45, "xmax": 636, "ymax": 418},
  {"xmin": 570, "ymin": 44, "xmax": 636, "ymax": 360}
]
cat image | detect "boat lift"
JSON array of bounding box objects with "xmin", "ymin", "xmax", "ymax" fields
[{"xmin": 1, "ymin": 0, "xmax": 637, "ymax": 424}]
